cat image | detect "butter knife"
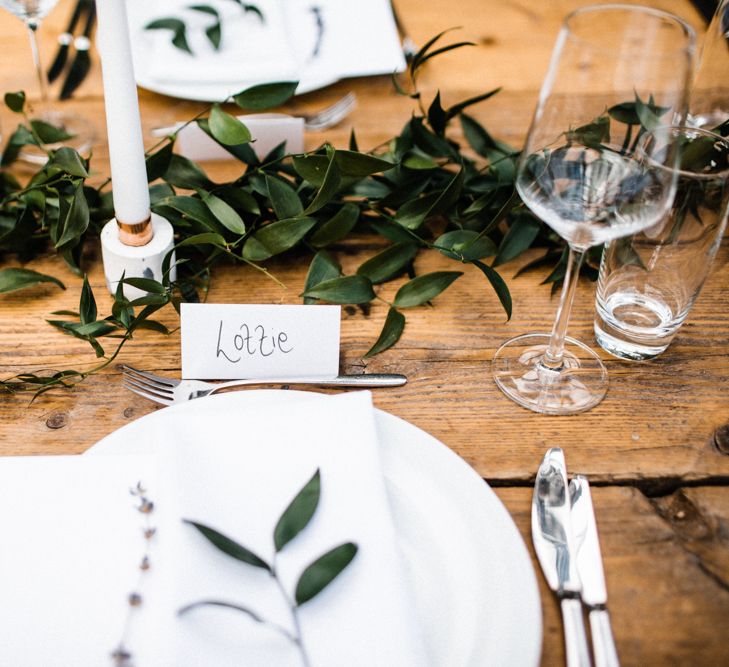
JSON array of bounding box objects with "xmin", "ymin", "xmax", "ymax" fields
[
  {"xmin": 532, "ymin": 448, "xmax": 592, "ymax": 667},
  {"xmin": 570, "ymin": 476, "xmax": 620, "ymax": 667}
]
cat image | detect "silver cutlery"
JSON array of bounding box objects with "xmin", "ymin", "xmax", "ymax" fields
[
  {"xmin": 59, "ymin": 0, "xmax": 96, "ymax": 100},
  {"xmin": 150, "ymin": 92, "xmax": 358, "ymax": 142},
  {"xmin": 532, "ymin": 448, "xmax": 592, "ymax": 667},
  {"xmin": 570, "ymin": 476, "xmax": 620, "ymax": 667},
  {"xmin": 121, "ymin": 364, "xmax": 406, "ymax": 405},
  {"xmin": 299, "ymin": 91, "xmax": 357, "ymax": 131}
]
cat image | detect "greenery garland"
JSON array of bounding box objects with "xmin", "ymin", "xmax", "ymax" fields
[{"xmin": 0, "ymin": 34, "xmax": 577, "ymax": 397}]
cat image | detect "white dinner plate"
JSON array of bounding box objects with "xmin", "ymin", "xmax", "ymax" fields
[
  {"xmin": 126, "ymin": 0, "xmax": 405, "ymax": 102},
  {"xmin": 88, "ymin": 390, "xmax": 542, "ymax": 666}
]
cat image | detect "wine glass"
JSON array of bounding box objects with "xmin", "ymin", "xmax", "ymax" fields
[
  {"xmin": 1, "ymin": 0, "xmax": 94, "ymax": 162},
  {"xmin": 691, "ymin": 0, "xmax": 729, "ymax": 128},
  {"xmin": 491, "ymin": 5, "xmax": 696, "ymax": 415}
]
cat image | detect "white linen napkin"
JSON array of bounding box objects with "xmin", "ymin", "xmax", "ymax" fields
[
  {"xmin": 145, "ymin": 0, "xmax": 299, "ymax": 85},
  {"xmin": 0, "ymin": 454, "xmax": 159, "ymax": 666},
  {"xmin": 132, "ymin": 390, "xmax": 428, "ymax": 666}
]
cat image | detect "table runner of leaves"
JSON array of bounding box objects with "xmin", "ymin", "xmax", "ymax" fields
[{"xmin": 0, "ymin": 34, "xmax": 580, "ymax": 397}]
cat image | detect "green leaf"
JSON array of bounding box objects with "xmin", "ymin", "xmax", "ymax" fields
[
  {"xmin": 189, "ymin": 6, "xmax": 222, "ymax": 50},
  {"xmin": 446, "ymin": 87, "xmax": 501, "ymax": 119},
  {"xmin": 144, "ymin": 18, "xmax": 192, "ymax": 54},
  {"xmin": 274, "ymin": 469, "xmax": 321, "ymax": 552},
  {"xmin": 122, "ymin": 277, "xmax": 167, "ymax": 294},
  {"xmin": 566, "ymin": 116, "xmax": 610, "ymax": 148},
  {"xmin": 1, "ymin": 125, "xmax": 38, "ymax": 166},
  {"xmin": 356, "ymin": 243, "xmax": 418, "ymax": 284},
  {"xmin": 293, "ymin": 154, "xmax": 330, "ymax": 187},
  {"xmin": 393, "ymin": 271, "xmax": 462, "ymax": 308},
  {"xmin": 461, "ymin": 113, "xmax": 517, "ymax": 162},
  {"xmin": 252, "ymin": 216, "xmax": 317, "ymax": 257},
  {"xmin": 266, "ymin": 175, "xmax": 303, "ymax": 219},
  {"xmin": 146, "ymin": 142, "xmax": 175, "ymax": 182},
  {"xmin": 55, "ymin": 182, "xmax": 89, "ymax": 248},
  {"xmin": 493, "ymin": 216, "xmax": 541, "ymax": 266},
  {"xmin": 49, "ymin": 147, "xmax": 88, "ymax": 177},
  {"xmin": 4, "ymin": 91, "xmax": 25, "ymax": 113},
  {"xmin": 184, "ymin": 520, "xmax": 271, "ymax": 571},
  {"xmin": 233, "ymin": 81, "xmax": 298, "ymax": 110},
  {"xmin": 435, "ymin": 229, "xmax": 497, "ymax": 261},
  {"xmin": 295, "ymin": 542, "xmax": 358, "ymax": 606},
  {"xmin": 427, "ymin": 91, "xmax": 448, "ymax": 135},
  {"xmin": 209, "ymin": 104, "xmax": 252, "ymax": 146},
  {"xmin": 364, "ymin": 307, "xmax": 405, "ymax": 357},
  {"xmin": 635, "ymin": 95, "xmax": 662, "ymax": 131},
  {"xmin": 310, "ymin": 203, "xmax": 359, "ymax": 247},
  {"xmin": 203, "ymin": 192, "xmax": 246, "ymax": 234},
  {"xmin": 303, "ymin": 250, "xmax": 341, "ymax": 304},
  {"xmin": 156, "ymin": 195, "xmax": 219, "ymax": 230},
  {"xmin": 79, "ymin": 275, "xmax": 97, "ymax": 325},
  {"xmin": 302, "ymin": 275, "xmax": 375, "ymax": 304},
  {"xmin": 0, "ymin": 268, "xmax": 65, "ymax": 294},
  {"xmin": 304, "ymin": 156, "xmax": 341, "ymax": 215},
  {"xmin": 333, "ymin": 150, "xmax": 395, "ymax": 177},
  {"xmin": 394, "ymin": 167, "xmax": 464, "ymax": 229},
  {"xmin": 164, "ymin": 154, "xmax": 213, "ymax": 190},
  {"xmin": 402, "ymin": 150, "xmax": 439, "ymax": 170},
  {"xmin": 175, "ymin": 232, "xmax": 228, "ymax": 249},
  {"xmin": 30, "ymin": 119, "xmax": 74, "ymax": 144},
  {"xmin": 197, "ymin": 118, "xmax": 259, "ymax": 164},
  {"xmin": 472, "ymin": 260, "xmax": 512, "ymax": 319}
]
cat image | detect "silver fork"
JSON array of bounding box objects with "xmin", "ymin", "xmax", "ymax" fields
[
  {"xmin": 121, "ymin": 364, "xmax": 406, "ymax": 406},
  {"xmin": 150, "ymin": 92, "xmax": 357, "ymax": 139},
  {"xmin": 301, "ymin": 92, "xmax": 357, "ymax": 131}
]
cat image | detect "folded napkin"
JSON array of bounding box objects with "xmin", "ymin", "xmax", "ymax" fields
[
  {"xmin": 135, "ymin": 0, "xmax": 405, "ymax": 93},
  {"xmin": 0, "ymin": 454, "xmax": 159, "ymax": 666},
  {"xmin": 145, "ymin": 0, "xmax": 299, "ymax": 85},
  {"xmin": 131, "ymin": 390, "xmax": 428, "ymax": 666}
]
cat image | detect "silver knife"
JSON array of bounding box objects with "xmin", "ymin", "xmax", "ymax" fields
[
  {"xmin": 532, "ymin": 448, "xmax": 592, "ymax": 667},
  {"xmin": 570, "ymin": 476, "xmax": 620, "ymax": 667}
]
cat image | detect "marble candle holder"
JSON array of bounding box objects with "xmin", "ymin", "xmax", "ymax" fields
[{"xmin": 101, "ymin": 213, "xmax": 176, "ymax": 300}]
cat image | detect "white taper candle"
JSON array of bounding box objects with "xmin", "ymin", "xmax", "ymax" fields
[{"xmin": 95, "ymin": 0, "xmax": 151, "ymax": 231}]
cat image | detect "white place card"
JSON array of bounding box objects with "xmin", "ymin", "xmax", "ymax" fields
[{"xmin": 180, "ymin": 303, "xmax": 341, "ymax": 380}]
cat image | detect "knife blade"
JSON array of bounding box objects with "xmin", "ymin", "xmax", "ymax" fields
[
  {"xmin": 570, "ymin": 476, "xmax": 620, "ymax": 667},
  {"xmin": 532, "ymin": 448, "xmax": 592, "ymax": 667},
  {"xmin": 60, "ymin": 0, "xmax": 96, "ymax": 100}
]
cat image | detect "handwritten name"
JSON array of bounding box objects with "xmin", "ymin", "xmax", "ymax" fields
[{"xmin": 216, "ymin": 320, "xmax": 293, "ymax": 363}]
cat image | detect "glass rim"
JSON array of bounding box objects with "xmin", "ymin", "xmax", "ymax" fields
[
  {"xmin": 641, "ymin": 125, "xmax": 729, "ymax": 181},
  {"xmin": 563, "ymin": 4, "xmax": 696, "ymax": 57}
]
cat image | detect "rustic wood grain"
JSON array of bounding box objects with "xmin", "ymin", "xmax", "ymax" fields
[
  {"xmin": 497, "ymin": 485, "xmax": 729, "ymax": 667},
  {"xmin": 0, "ymin": 1, "xmax": 726, "ymax": 665}
]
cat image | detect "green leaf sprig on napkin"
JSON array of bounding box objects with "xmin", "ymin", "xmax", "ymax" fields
[
  {"xmin": 145, "ymin": 0, "xmax": 265, "ymax": 54},
  {"xmin": 180, "ymin": 469, "xmax": 356, "ymax": 667}
]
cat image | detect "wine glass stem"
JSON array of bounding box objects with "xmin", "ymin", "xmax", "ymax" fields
[
  {"xmin": 26, "ymin": 19, "xmax": 50, "ymax": 112},
  {"xmin": 541, "ymin": 246, "xmax": 586, "ymax": 370}
]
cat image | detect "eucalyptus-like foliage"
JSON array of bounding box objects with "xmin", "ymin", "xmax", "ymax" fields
[{"xmin": 0, "ymin": 35, "xmax": 571, "ymax": 397}]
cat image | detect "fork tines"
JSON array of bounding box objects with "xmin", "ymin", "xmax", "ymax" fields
[{"xmin": 121, "ymin": 365, "xmax": 176, "ymax": 405}]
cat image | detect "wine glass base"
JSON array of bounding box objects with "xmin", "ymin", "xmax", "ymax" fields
[
  {"xmin": 492, "ymin": 333, "xmax": 608, "ymax": 415},
  {"xmin": 18, "ymin": 110, "xmax": 95, "ymax": 165}
]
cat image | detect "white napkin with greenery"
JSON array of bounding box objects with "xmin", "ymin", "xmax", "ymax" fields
[{"xmin": 132, "ymin": 391, "xmax": 428, "ymax": 666}]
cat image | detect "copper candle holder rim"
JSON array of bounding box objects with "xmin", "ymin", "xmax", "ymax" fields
[{"xmin": 116, "ymin": 216, "xmax": 154, "ymax": 247}]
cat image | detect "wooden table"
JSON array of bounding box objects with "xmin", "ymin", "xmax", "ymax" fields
[{"xmin": 1, "ymin": 1, "xmax": 728, "ymax": 664}]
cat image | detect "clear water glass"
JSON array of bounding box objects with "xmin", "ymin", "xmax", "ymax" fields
[
  {"xmin": 595, "ymin": 127, "xmax": 729, "ymax": 360},
  {"xmin": 491, "ymin": 5, "xmax": 696, "ymax": 415}
]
